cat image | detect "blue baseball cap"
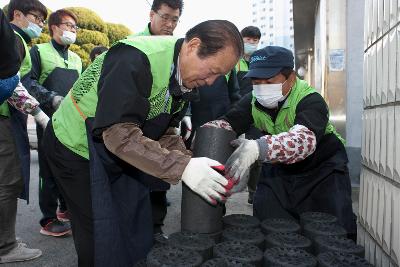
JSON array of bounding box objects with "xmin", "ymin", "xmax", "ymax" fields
[{"xmin": 244, "ymin": 46, "xmax": 294, "ymax": 79}]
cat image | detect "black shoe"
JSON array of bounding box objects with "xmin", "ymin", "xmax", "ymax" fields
[{"xmin": 40, "ymin": 219, "xmax": 71, "ymax": 237}]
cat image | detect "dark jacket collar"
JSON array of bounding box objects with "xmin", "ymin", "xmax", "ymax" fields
[
  {"xmin": 147, "ymin": 23, "xmax": 154, "ymax": 35},
  {"xmin": 51, "ymin": 38, "xmax": 69, "ymax": 52},
  {"xmin": 11, "ymin": 24, "xmax": 31, "ymax": 43}
]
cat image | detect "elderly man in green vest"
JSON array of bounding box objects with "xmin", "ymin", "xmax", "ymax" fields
[
  {"xmin": 204, "ymin": 46, "xmax": 357, "ymax": 240},
  {"xmin": 28, "ymin": 9, "xmax": 82, "ymax": 238},
  {"xmin": 40, "ymin": 20, "xmax": 243, "ymax": 266},
  {"xmin": 0, "ymin": 0, "xmax": 47, "ymax": 263}
]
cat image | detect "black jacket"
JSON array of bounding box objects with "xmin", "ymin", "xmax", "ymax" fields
[
  {"xmin": 0, "ymin": 9, "xmax": 20, "ymax": 78},
  {"xmin": 190, "ymin": 70, "xmax": 241, "ymax": 128}
]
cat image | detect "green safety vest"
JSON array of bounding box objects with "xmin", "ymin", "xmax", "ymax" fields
[
  {"xmin": 127, "ymin": 25, "xmax": 152, "ymax": 38},
  {"xmin": 235, "ymin": 58, "xmax": 249, "ymax": 73},
  {"xmin": 251, "ymin": 77, "xmax": 345, "ymax": 144},
  {"xmin": 52, "ymin": 36, "xmax": 185, "ymax": 159},
  {"xmin": 0, "ymin": 31, "xmax": 33, "ymax": 117},
  {"xmin": 36, "ymin": 42, "xmax": 82, "ymax": 85}
]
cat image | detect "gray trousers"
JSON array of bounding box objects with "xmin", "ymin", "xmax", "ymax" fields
[{"xmin": 0, "ymin": 116, "xmax": 23, "ymax": 255}]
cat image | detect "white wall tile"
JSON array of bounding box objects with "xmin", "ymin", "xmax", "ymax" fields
[
  {"xmin": 366, "ymin": 110, "xmax": 372, "ymax": 166},
  {"xmin": 380, "ymin": 107, "xmax": 388, "ymax": 175},
  {"xmin": 358, "ymin": 223, "xmax": 366, "ymax": 247},
  {"xmin": 397, "ymin": 26, "xmax": 400, "ymax": 101},
  {"xmin": 362, "ymin": 111, "xmax": 367, "ymax": 164},
  {"xmin": 373, "ymin": 0, "xmax": 379, "ymax": 43},
  {"xmin": 386, "ymin": 106, "xmax": 395, "ymax": 179},
  {"xmin": 364, "ymin": 53, "xmax": 369, "ymax": 108},
  {"xmin": 377, "ymin": 40, "xmax": 383, "ymax": 105},
  {"xmin": 384, "ymin": 0, "xmax": 391, "ymax": 35},
  {"xmin": 377, "ymin": 178, "xmax": 385, "ymax": 246},
  {"xmin": 372, "ymin": 175, "xmax": 380, "ymax": 239},
  {"xmin": 379, "ymin": 0, "xmax": 385, "ymax": 38},
  {"xmin": 372, "ymin": 45, "xmax": 378, "ymax": 106},
  {"xmin": 359, "ymin": 169, "xmax": 366, "ymax": 224},
  {"xmin": 367, "ymin": 172, "xmax": 376, "ymax": 236},
  {"xmin": 367, "ymin": 170, "xmax": 374, "ymax": 233},
  {"xmin": 382, "ymin": 35, "xmax": 389, "ymax": 104},
  {"xmin": 366, "ymin": 0, "xmax": 371, "ymax": 49},
  {"xmin": 368, "ymin": 109, "xmax": 376, "ymax": 169},
  {"xmin": 390, "ymin": 0, "xmax": 398, "ymax": 28},
  {"xmin": 388, "ymin": 28, "xmax": 397, "ymax": 103},
  {"xmin": 367, "ymin": 50, "xmax": 372, "ymax": 106},
  {"xmin": 395, "ymin": 106, "xmax": 400, "ymax": 183},
  {"xmin": 391, "ymin": 186, "xmax": 400, "ymax": 265},
  {"xmin": 398, "ymin": 0, "xmax": 400, "ymax": 23},
  {"xmin": 363, "ymin": 169, "xmax": 371, "ymax": 229},
  {"xmin": 383, "ymin": 179, "xmax": 393, "ymax": 254},
  {"xmin": 370, "ymin": 0, "xmax": 375, "ymax": 47},
  {"xmin": 370, "ymin": 109, "xmax": 377, "ymax": 169},
  {"xmin": 374, "ymin": 107, "xmax": 382, "ymax": 172}
]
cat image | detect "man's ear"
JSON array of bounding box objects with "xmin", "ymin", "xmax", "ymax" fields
[
  {"xmin": 13, "ymin": 10, "xmax": 23, "ymax": 20},
  {"xmin": 186, "ymin": 37, "xmax": 201, "ymax": 54},
  {"xmin": 149, "ymin": 10, "xmax": 155, "ymax": 22}
]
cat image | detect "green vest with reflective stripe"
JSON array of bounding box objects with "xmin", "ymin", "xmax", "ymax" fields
[
  {"xmin": 36, "ymin": 42, "xmax": 82, "ymax": 85},
  {"xmin": 52, "ymin": 36, "xmax": 183, "ymax": 159},
  {"xmin": 251, "ymin": 78, "xmax": 345, "ymax": 144},
  {"xmin": 235, "ymin": 58, "xmax": 249, "ymax": 73},
  {"xmin": 0, "ymin": 31, "xmax": 32, "ymax": 117}
]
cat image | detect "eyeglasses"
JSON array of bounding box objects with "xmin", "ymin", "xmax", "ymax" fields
[
  {"xmin": 58, "ymin": 22, "xmax": 79, "ymax": 31},
  {"xmin": 156, "ymin": 11, "xmax": 179, "ymax": 25},
  {"xmin": 27, "ymin": 12, "xmax": 46, "ymax": 24}
]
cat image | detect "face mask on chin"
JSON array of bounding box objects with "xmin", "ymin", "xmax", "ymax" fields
[
  {"xmin": 60, "ymin": 30, "xmax": 76, "ymax": 45},
  {"xmin": 252, "ymin": 80, "xmax": 289, "ymax": 109}
]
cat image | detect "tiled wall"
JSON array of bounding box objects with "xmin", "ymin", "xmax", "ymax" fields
[{"xmin": 360, "ymin": 0, "xmax": 400, "ymax": 265}]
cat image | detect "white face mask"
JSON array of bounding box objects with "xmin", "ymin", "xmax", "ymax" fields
[
  {"xmin": 60, "ymin": 30, "xmax": 76, "ymax": 45},
  {"xmin": 253, "ymin": 81, "xmax": 288, "ymax": 109},
  {"xmin": 22, "ymin": 16, "xmax": 42, "ymax": 39},
  {"xmin": 244, "ymin": 43, "xmax": 258, "ymax": 55}
]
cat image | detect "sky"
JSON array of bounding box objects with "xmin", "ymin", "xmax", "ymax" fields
[{"xmin": 0, "ymin": 0, "xmax": 253, "ymax": 37}]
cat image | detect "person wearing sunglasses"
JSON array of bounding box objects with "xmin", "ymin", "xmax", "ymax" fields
[{"xmin": 26, "ymin": 9, "xmax": 82, "ymax": 239}]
